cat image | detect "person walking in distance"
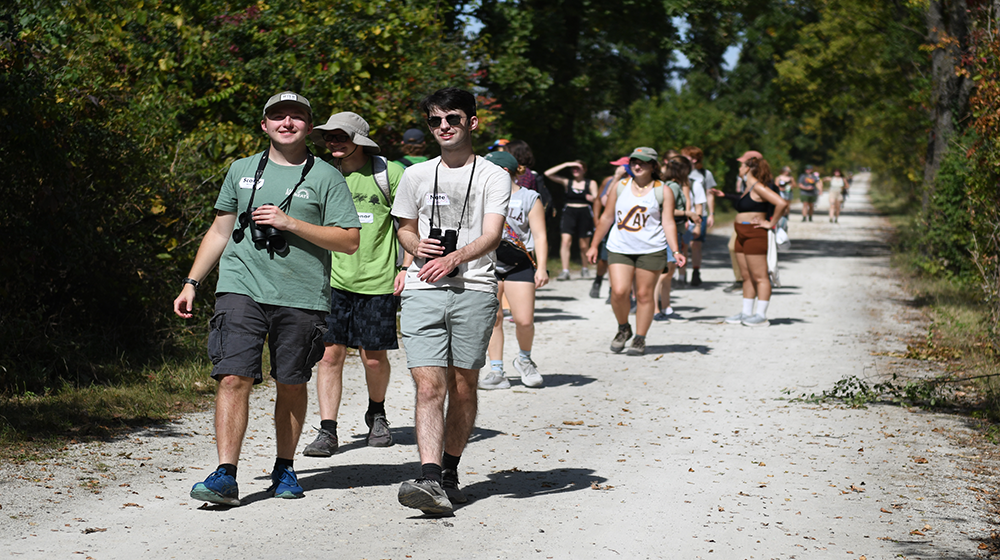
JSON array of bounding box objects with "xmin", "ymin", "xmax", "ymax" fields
[
  {"xmin": 175, "ymin": 92, "xmax": 361, "ymax": 506},
  {"xmin": 479, "ymin": 150, "xmax": 549, "ymax": 390},
  {"xmin": 680, "ymin": 146, "xmax": 715, "ymax": 287},
  {"xmin": 545, "ymin": 160, "xmax": 598, "ymax": 281},
  {"xmin": 798, "ymin": 164, "xmax": 820, "ymax": 222},
  {"xmin": 391, "ymin": 88, "xmax": 511, "ymax": 515},
  {"xmin": 301, "ymin": 111, "xmax": 410, "ymax": 457},
  {"xmin": 710, "ymin": 155, "xmax": 788, "ymax": 327},
  {"xmin": 824, "ymin": 168, "xmax": 846, "ymax": 223},
  {"xmin": 586, "ymin": 147, "xmax": 686, "ymax": 356},
  {"xmin": 396, "ymin": 129, "xmax": 428, "ymax": 168}
]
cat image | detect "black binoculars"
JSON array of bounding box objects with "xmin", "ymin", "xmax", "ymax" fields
[
  {"xmin": 233, "ymin": 204, "xmax": 287, "ymax": 254},
  {"xmin": 429, "ymin": 228, "xmax": 459, "ymax": 277}
]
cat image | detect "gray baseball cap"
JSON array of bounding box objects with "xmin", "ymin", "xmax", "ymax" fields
[
  {"xmin": 402, "ymin": 128, "xmax": 426, "ymax": 144},
  {"xmin": 262, "ymin": 91, "xmax": 312, "ymax": 119},
  {"xmin": 310, "ymin": 111, "xmax": 381, "ymax": 155}
]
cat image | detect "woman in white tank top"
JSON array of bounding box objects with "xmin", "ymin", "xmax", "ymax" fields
[
  {"xmin": 585, "ymin": 147, "xmax": 686, "ymax": 356},
  {"xmin": 824, "ymin": 168, "xmax": 846, "ymax": 223}
]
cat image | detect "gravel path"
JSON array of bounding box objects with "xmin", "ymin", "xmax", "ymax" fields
[{"xmin": 3, "ymin": 173, "xmax": 996, "ymax": 559}]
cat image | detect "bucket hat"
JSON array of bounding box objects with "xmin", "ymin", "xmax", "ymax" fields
[{"xmin": 311, "ymin": 112, "xmax": 380, "ymax": 155}]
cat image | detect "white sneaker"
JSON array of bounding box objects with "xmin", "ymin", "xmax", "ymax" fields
[
  {"xmin": 741, "ymin": 314, "xmax": 770, "ymax": 327},
  {"xmin": 724, "ymin": 312, "xmax": 745, "ymax": 325},
  {"xmin": 479, "ymin": 370, "xmax": 511, "ymax": 390},
  {"xmin": 556, "ymin": 270, "xmax": 571, "ymax": 281},
  {"xmin": 513, "ymin": 357, "xmax": 543, "ymax": 388}
]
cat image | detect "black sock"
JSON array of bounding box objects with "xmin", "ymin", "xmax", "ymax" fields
[
  {"xmin": 633, "ymin": 334, "xmax": 646, "ymax": 343},
  {"xmin": 367, "ymin": 399, "xmax": 386, "ymax": 416},
  {"xmin": 442, "ymin": 452, "xmax": 461, "ymax": 472},
  {"xmin": 219, "ymin": 463, "xmax": 237, "ymax": 478},
  {"xmin": 619, "ymin": 322, "xmax": 630, "ymax": 330},
  {"xmin": 320, "ymin": 419, "xmax": 338, "ymax": 433},
  {"xmin": 274, "ymin": 457, "xmax": 294, "ymax": 471},
  {"xmin": 421, "ymin": 463, "xmax": 443, "ymax": 483}
]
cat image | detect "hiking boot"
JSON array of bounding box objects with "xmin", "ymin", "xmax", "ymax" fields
[
  {"xmin": 626, "ymin": 336, "xmax": 646, "ymax": 356},
  {"xmin": 513, "ymin": 356, "xmax": 543, "ymax": 388},
  {"xmin": 365, "ymin": 411, "xmax": 393, "ymax": 447},
  {"xmin": 303, "ymin": 428, "xmax": 339, "ymax": 457},
  {"xmin": 441, "ymin": 469, "xmax": 468, "ymax": 504},
  {"xmin": 610, "ymin": 324, "xmax": 633, "ymax": 353},
  {"xmin": 556, "ymin": 270, "xmax": 571, "ymax": 281},
  {"xmin": 741, "ymin": 313, "xmax": 770, "ymax": 327},
  {"xmin": 580, "ymin": 267, "xmax": 591, "ymax": 278},
  {"xmin": 269, "ymin": 464, "xmax": 304, "ymax": 499},
  {"xmin": 724, "ymin": 312, "xmax": 745, "ymax": 325},
  {"xmin": 589, "ymin": 278, "xmax": 603, "ymax": 299},
  {"xmin": 690, "ymin": 269, "xmax": 702, "ymax": 287},
  {"xmin": 190, "ymin": 467, "xmax": 240, "ymax": 507},
  {"xmin": 479, "ymin": 370, "xmax": 511, "ymax": 390},
  {"xmin": 722, "ymin": 281, "xmax": 742, "ymax": 293},
  {"xmin": 398, "ymin": 479, "xmax": 453, "ymax": 514}
]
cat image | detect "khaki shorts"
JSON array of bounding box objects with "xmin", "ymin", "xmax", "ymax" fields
[
  {"xmin": 399, "ymin": 288, "xmax": 499, "ymax": 370},
  {"xmin": 608, "ymin": 249, "xmax": 668, "ymax": 272}
]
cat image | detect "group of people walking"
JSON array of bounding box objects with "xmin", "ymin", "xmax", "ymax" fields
[{"xmin": 171, "ymin": 86, "xmax": 840, "ymax": 518}]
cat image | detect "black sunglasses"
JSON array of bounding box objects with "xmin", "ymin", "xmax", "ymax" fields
[
  {"xmin": 323, "ymin": 132, "xmax": 351, "ymax": 143},
  {"xmin": 426, "ymin": 114, "xmax": 464, "ymax": 128}
]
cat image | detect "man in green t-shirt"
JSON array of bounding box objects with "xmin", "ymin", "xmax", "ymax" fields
[
  {"xmin": 300, "ymin": 112, "xmax": 410, "ymax": 457},
  {"xmin": 174, "ymin": 92, "xmax": 361, "ymax": 507}
]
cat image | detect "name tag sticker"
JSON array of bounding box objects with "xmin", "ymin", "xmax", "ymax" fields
[
  {"xmin": 358, "ymin": 212, "xmax": 375, "ymax": 224},
  {"xmin": 509, "ymin": 199, "xmax": 523, "ymax": 208},
  {"xmin": 239, "ymin": 177, "xmax": 263, "ymax": 189},
  {"xmin": 426, "ymin": 193, "xmax": 450, "ymax": 205}
]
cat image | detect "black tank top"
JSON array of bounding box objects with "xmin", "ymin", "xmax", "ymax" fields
[
  {"xmin": 734, "ymin": 190, "xmax": 770, "ymax": 213},
  {"xmin": 564, "ymin": 179, "xmax": 590, "ymax": 205}
]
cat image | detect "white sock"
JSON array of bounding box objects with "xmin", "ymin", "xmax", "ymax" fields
[
  {"xmin": 742, "ymin": 298, "xmax": 754, "ymax": 316},
  {"xmin": 755, "ymin": 300, "xmax": 770, "ymax": 318},
  {"xmin": 665, "ymin": 307, "xmax": 674, "ymax": 315}
]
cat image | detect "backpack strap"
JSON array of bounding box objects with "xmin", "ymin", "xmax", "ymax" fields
[
  {"xmin": 397, "ymin": 156, "xmax": 414, "ymax": 168},
  {"xmin": 617, "ymin": 178, "xmax": 664, "ymax": 205},
  {"xmin": 371, "ymin": 155, "xmax": 392, "ymax": 206}
]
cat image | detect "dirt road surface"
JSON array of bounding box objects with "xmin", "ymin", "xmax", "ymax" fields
[{"xmin": 3, "ymin": 173, "xmax": 997, "ymax": 559}]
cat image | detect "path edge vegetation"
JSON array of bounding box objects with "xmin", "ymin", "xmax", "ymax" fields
[{"xmin": 3, "ymin": 0, "xmax": 1000, "ymax": 453}]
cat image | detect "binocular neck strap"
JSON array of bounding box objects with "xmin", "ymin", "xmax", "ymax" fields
[
  {"xmin": 430, "ymin": 157, "xmax": 476, "ymax": 234},
  {"xmin": 276, "ymin": 151, "xmax": 315, "ymax": 213},
  {"xmin": 234, "ymin": 150, "xmax": 315, "ymax": 241}
]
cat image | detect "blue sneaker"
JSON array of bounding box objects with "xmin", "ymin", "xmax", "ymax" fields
[
  {"xmin": 190, "ymin": 467, "xmax": 240, "ymax": 506},
  {"xmin": 269, "ymin": 464, "xmax": 304, "ymax": 499}
]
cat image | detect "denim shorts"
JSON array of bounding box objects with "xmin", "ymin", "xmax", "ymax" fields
[
  {"xmin": 399, "ymin": 288, "xmax": 499, "ymax": 370},
  {"xmin": 208, "ymin": 293, "xmax": 327, "ymax": 385},
  {"xmin": 324, "ymin": 288, "xmax": 399, "ymax": 351}
]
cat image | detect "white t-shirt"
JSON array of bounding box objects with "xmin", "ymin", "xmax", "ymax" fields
[
  {"xmin": 392, "ymin": 155, "xmax": 511, "ymax": 293},
  {"xmin": 688, "ymin": 169, "xmax": 709, "ymax": 207}
]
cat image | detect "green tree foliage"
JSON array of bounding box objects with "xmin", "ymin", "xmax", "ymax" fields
[{"xmin": 1, "ymin": 0, "xmax": 475, "ymax": 393}]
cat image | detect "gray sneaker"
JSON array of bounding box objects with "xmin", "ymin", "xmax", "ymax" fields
[
  {"xmin": 365, "ymin": 411, "xmax": 393, "ymax": 447},
  {"xmin": 441, "ymin": 469, "xmax": 468, "ymax": 504},
  {"xmin": 513, "ymin": 357, "xmax": 543, "ymax": 388},
  {"xmin": 303, "ymin": 428, "xmax": 339, "ymax": 457},
  {"xmin": 626, "ymin": 336, "xmax": 646, "ymax": 356},
  {"xmin": 610, "ymin": 324, "xmax": 633, "ymax": 353},
  {"xmin": 580, "ymin": 267, "xmax": 591, "ymax": 278},
  {"xmin": 589, "ymin": 279, "xmax": 603, "ymax": 299},
  {"xmin": 741, "ymin": 313, "xmax": 770, "ymax": 327},
  {"xmin": 479, "ymin": 370, "xmax": 511, "ymax": 390},
  {"xmin": 556, "ymin": 270, "xmax": 571, "ymax": 281},
  {"xmin": 722, "ymin": 281, "xmax": 743, "ymax": 293},
  {"xmin": 398, "ymin": 479, "xmax": 453, "ymax": 514},
  {"xmin": 724, "ymin": 312, "xmax": 745, "ymax": 325}
]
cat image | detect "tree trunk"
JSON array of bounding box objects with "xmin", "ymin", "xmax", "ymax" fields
[{"xmin": 923, "ymin": 0, "xmax": 972, "ymax": 210}]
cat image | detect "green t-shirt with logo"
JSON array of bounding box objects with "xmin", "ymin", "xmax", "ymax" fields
[
  {"xmin": 331, "ymin": 157, "xmax": 405, "ymax": 294},
  {"xmin": 214, "ymin": 153, "xmax": 361, "ymax": 312}
]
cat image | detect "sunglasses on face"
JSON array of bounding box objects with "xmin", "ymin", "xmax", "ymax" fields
[
  {"xmin": 426, "ymin": 114, "xmax": 464, "ymax": 128},
  {"xmin": 323, "ymin": 133, "xmax": 351, "ymax": 144}
]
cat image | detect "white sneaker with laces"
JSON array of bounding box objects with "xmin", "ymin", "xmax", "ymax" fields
[
  {"xmin": 724, "ymin": 312, "xmax": 745, "ymax": 325},
  {"xmin": 513, "ymin": 357, "xmax": 543, "ymax": 388},
  {"xmin": 479, "ymin": 370, "xmax": 511, "ymax": 390},
  {"xmin": 741, "ymin": 314, "xmax": 770, "ymax": 327}
]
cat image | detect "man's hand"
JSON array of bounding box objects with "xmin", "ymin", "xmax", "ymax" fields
[
  {"xmin": 417, "ymin": 252, "xmax": 460, "ymax": 283},
  {"xmin": 173, "ymin": 285, "xmax": 197, "ymax": 319},
  {"xmin": 393, "ymin": 269, "xmax": 407, "ymax": 296},
  {"xmin": 251, "ymin": 204, "xmax": 294, "ymax": 231}
]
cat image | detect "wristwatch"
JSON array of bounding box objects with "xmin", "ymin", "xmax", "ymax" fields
[{"xmin": 182, "ymin": 277, "xmax": 201, "ymax": 290}]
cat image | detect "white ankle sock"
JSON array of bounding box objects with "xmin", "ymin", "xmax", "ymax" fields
[
  {"xmin": 742, "ymin": 298, "xmax": 754, "ymax": 316},
  {"xmin": 755, "ymin": 300, "xmax": 770, "ymax": 318}
]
